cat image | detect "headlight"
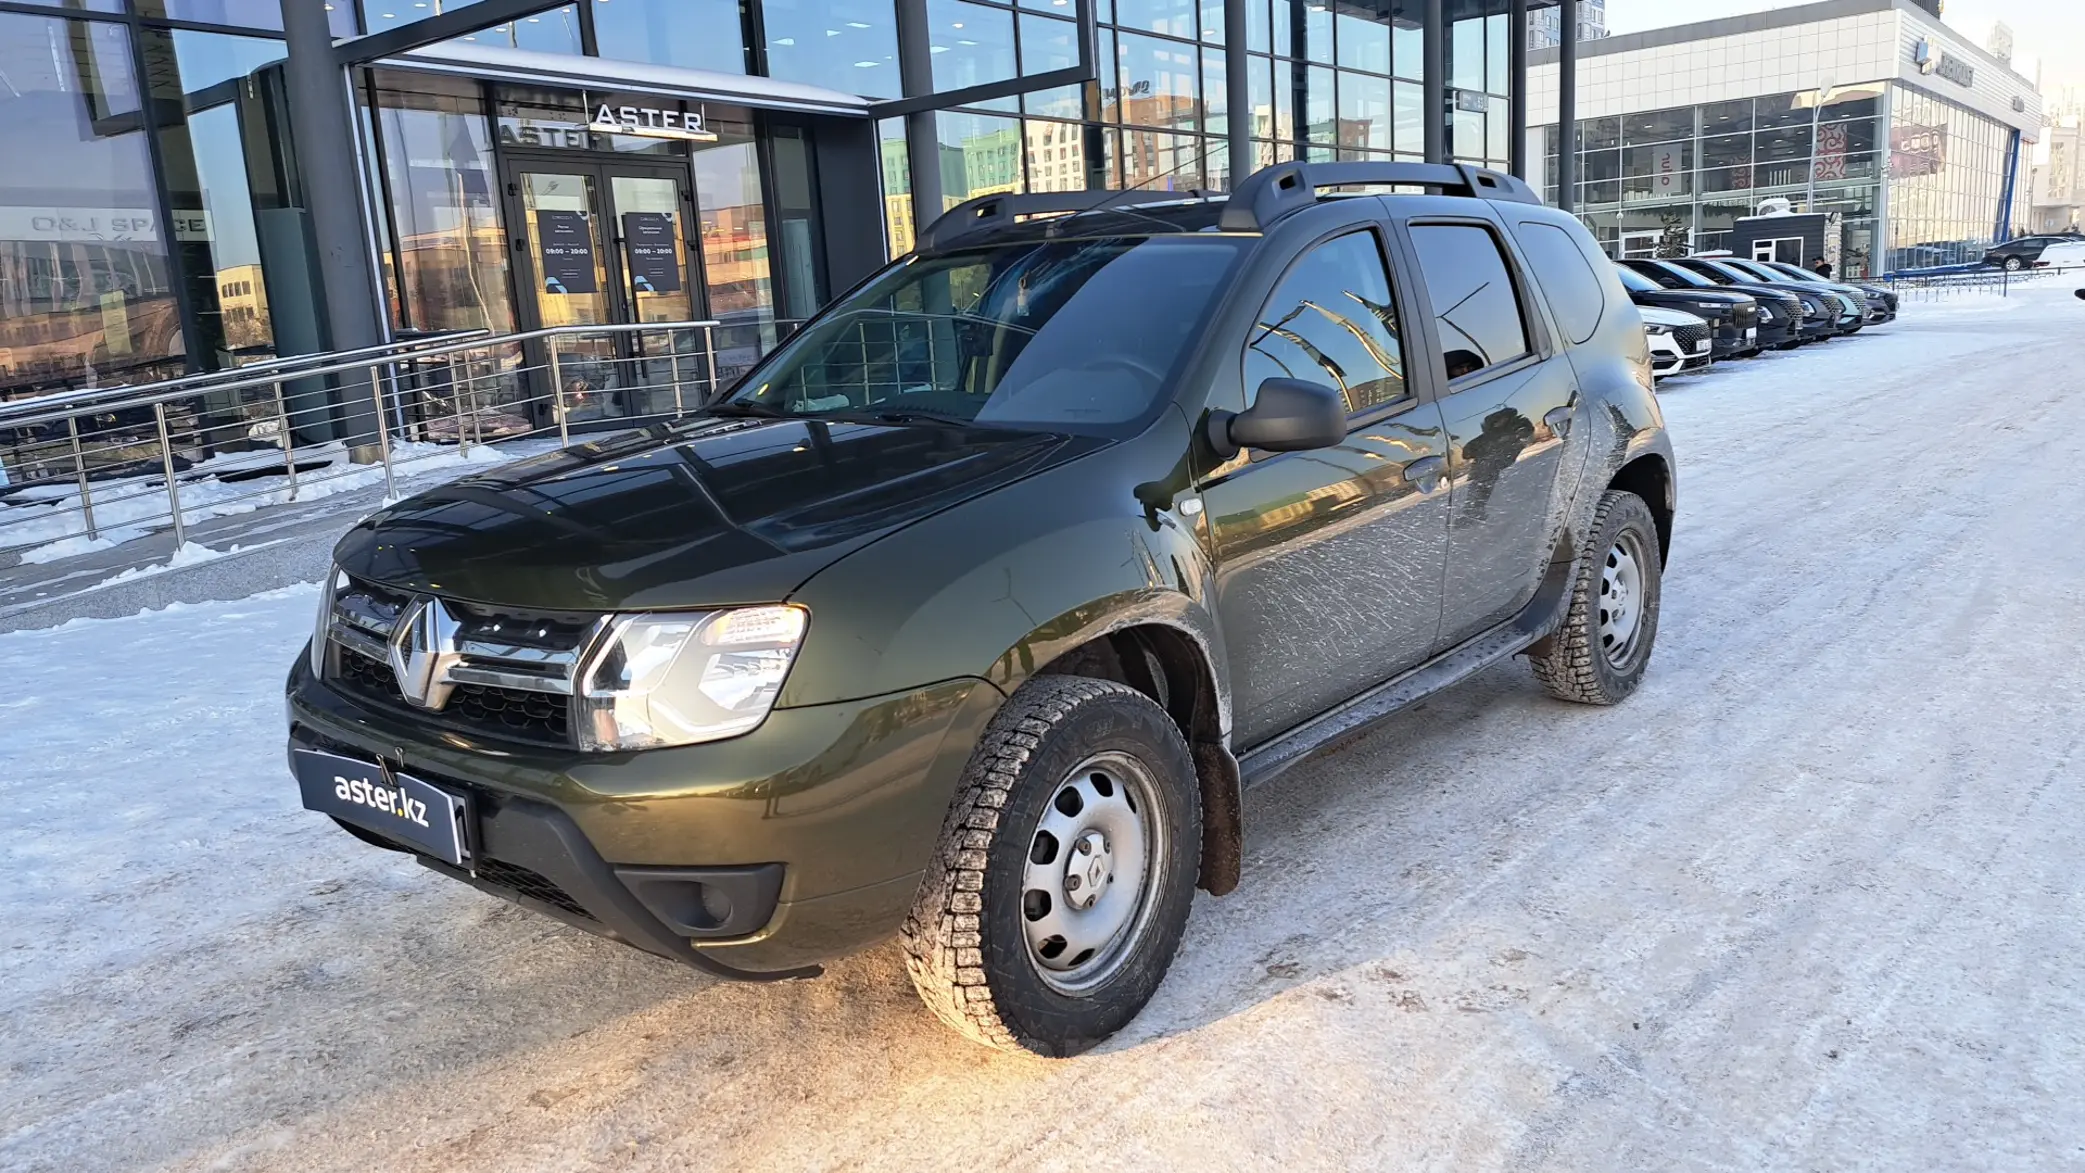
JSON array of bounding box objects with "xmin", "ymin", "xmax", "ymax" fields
[
  {"xmin": 310, "ymin": 566, "xmax": 345, "ymax": 676},
  {"xmin": 575, "ymin": 605, "xmax": 808, "ymax": 751}
]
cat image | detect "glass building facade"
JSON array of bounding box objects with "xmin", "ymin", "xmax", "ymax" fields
[
  {"xmin": 1541, "ymin": 80, "xmax": 2032, "ymax": 276},
  {"xmin": 0, "ymin": 0, "xmax": 1541, "ymax": 416},
  {"xmin": 881, "ymin": 0, "xmax": 1523, "ymax": 251}
]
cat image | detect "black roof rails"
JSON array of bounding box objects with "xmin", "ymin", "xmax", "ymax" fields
[
  {"xmin": 914, "ymin": 188, "xmax": 1219, "ymax": 252},
  {"xmin": 911, "ymin": 161, "xmax": 1539, "ymax": 252},
  {"xmin": 1218, "ymin": 161, "xmax": 1541, "ymax": 231}
]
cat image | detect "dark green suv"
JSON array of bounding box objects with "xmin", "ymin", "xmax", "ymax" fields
[{"xmin": 286, "ymin": 162, "xmax": 1676, "ymax": 1057}]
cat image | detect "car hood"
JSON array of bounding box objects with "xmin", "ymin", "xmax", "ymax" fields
[
  {"xmin": 1639, "ymin": 306, "xmax": 1708, "ymax": 327},
  {"xmin": 333, "ymin": 416, "xmax": 1108, "ymax": 612}
]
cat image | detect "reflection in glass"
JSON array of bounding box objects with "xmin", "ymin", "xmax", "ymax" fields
[
  {"xmin": 1246, "ymin": 231, "xmax": 1405, "ymax": 413},
  {"xmin": 369, "ymin": 74, "xmax": 515, "ymax": 336},
  {"xmin": 694, "ymin": 112, "xmax": 778, "ymax": 381},
  {"xmin": 593, "ymin": 0, "xmax": 748, "ymax": 73},
  {"xmin": 765, "ymin": 0, "xmax": 901, "ymax": 100},
  {"xmin": 1020, "ymin": 14, "xmax": 1084, "ymax": 120},
  {"xmin": 443, "ymin": 4, "xmax": 584, "ymax": 53},
  {"xmin": 145, "ymin": 30, "xmax": 287, "ymax": 375},
  {"xmin": 928, "ymin": 0, "xmax": 1017, "ymax": 112},
  {"xmin": 1116, "ymin": 32, "xmax": 1201, "ymax": 131},
  {"xmin": 0, "ymin": 14, "xmax": 183, "ymax": 408},
  {"xmin": 1116, "ymin": 0, "xmax": 1195, "ymax": 39},
  {"xmin": 1024, "ymin": 118, "xmax": 1090, "ymax": 193}
]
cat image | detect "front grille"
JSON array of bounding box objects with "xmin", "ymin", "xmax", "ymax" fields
[
  {"xmin": 323, "ymin": 575, "xmax": 590, "ymax": 747},
  {"xmin": 334, "ymin": 646, "xmax": 571, "ymax": 745},
  {"xmin": 337, "ymin": 643, "xmax": 406, "ymax": 705},
  {"xmin": 1672, "ymin": 321, "xmax": 1710, "ymax": 353},
  {"xmin": 474, "ymin": 858, "xmax": 596, "ymax": 921},
  {"xmin": 450, "ymin": 679, "xmax": 571, "ymax": 741}
]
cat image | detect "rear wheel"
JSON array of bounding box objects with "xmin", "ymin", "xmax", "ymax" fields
[
  {"xmin": 1530, "ymin": 490, "xmax": 1663, "ymax": 705},
  {"xmin": 902, "ymin": 676, "xmax": 1201, "ymax": 1057},
  {"xmin": 2003, "ymin": 256, "xmax": 2025, "ymax": 272}
]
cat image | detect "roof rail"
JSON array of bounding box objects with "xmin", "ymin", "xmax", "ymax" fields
[
  {"xmin": 1218, "ymin": 161, "xmax": 1540, "ymax": 232},
  {"xmin": 915, "ymin": 187, "xmax": 1218, "ymax": 252}
]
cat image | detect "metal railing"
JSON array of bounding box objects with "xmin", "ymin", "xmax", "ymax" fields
[{"xmin": 0, "ymin": 317, "xmax": 801, "ymax": 567}]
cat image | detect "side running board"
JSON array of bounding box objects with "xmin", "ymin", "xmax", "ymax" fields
[{"xmin": 1236, "ymin": 552, "xmax": 1576, "ymax": 789}]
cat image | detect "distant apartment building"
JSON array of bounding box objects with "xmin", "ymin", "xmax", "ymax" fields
[
  {"xmin": 1528, "ymin": 0, "xmax": 1606, "ymax": 49},
  {"xmin": 2029, "ymin": 118, "xmax": 2084, "ymax": 234}
]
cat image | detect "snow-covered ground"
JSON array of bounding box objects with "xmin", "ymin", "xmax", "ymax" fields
[
  {"xmin": 3, "ymin": 286, "xmax": 2083, "ymax": 1171},
  {"xmin": 1, "ymin": 440, "xmax": 528, "ymax": 564}
]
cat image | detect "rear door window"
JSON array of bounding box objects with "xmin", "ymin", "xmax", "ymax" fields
[
  {"xmin": 1513, "ymin": 221, "xmax": 1606, "ymax": 345},
  {"xmin": 1408, "ymin": 223, "xmax": 1531, "ymax": 380},
  {"xmin": 1244, "ymin": 230, "xmax": 1409, "ymax": 415}
]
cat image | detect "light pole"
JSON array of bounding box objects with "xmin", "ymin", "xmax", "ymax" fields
[{"xmin": 1805, "ymin": 75, "xmax": 1837, "ymax": 214}]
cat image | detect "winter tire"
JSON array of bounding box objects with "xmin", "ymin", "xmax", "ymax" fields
[
  {"xmin": 902, "ymin": 675, "xmax": 1202, "ymax": 1057},
  {"xmin": 1530, "ymin": 489, "xmax": 1663, "ymax": 705}
]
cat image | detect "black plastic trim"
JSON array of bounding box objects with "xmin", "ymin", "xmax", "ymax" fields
[{"xmin": 289, "ymin": 726, "xmax": 820, "ymax": 982}]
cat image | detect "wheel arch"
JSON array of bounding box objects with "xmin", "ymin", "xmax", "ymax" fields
[
  {"xmin": 1609, "ymin": 452, "xmax": 1674, "ymax": 563},
  {"xmin": 1025, "ymin": 614, "xmax": 1243, "ymax": 897}
]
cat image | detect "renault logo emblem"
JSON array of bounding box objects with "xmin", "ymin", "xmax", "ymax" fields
[{"xmin": 388, "ymin": 597, "xmax": 463, "ymax": 709}]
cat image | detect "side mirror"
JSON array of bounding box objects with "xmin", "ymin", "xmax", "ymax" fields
[{"xmin": 1207, "ymin": 378, "xmax": 1347, "ymax": 459}]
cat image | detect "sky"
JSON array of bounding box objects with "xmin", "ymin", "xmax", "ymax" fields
[{"xmin": 1603, "ymin": 0, "xmax": 2085, "ymax": 95}]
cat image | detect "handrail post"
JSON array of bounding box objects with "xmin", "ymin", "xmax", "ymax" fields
[
  {"xmin": 66, "ymin": 416, "xmax": 97, "ymax": 540},
  {"xmin": 703, "ymin": 324, "xmax": 718, "ymax": 403},
  {"xmin": 368, "ymin": 364, "xmax": 398, "ymax": 499},
  {"xmin": 447, "ymin": 355, "xmax": 470, "ymax": 458},
  {"xmin": 668, "ymin": 333, "xmax": 686, "ymax": 417},
  {"xmin": 272, "ymin": 379, "xmax": 298, "ymax": 501},
  {"xmin": 154, "ymin": 402, "xmax": 185, "ymax": 548},
  {"xmin": 549, "ymin": 343, "xmax": 570, "ymax": 446}
]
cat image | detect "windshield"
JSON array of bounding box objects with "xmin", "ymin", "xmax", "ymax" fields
[
  {"xmin": 725, "ymin": 235, "xmax": 1249, "ymax": 435},
  {"xmin": 1643, "ymin": 260, "xmax": 1714, "ymax": 289},
  {"xmin": 1615, "ymin": 265, "xmax": 1658, "ymax": 293}
]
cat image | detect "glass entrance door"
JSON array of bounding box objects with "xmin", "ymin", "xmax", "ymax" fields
[
  {"xmin": 609, "ymin": 174, "xmax": 699, "ymax": 416},
  {"xmin": 510, "ymin": 160, "xmax": 703, "ymax": 423}
]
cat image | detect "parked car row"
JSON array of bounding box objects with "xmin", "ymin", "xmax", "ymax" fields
[{"xmin": 1615, "ymin": 254, "xmax": 1898, "ymax": 382}]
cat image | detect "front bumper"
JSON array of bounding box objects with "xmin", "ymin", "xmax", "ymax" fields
[{"xmin": 286, "ymin": 654, "xmax": 1004, "ymax": 977}]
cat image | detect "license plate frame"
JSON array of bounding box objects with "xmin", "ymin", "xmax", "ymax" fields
[{"xmin": 293, "ymin": 748, "xmax": 473, "ymax": 866}]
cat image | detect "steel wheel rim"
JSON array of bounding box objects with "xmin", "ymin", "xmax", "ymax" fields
[
  {"xmin": 1597, "ymin": 531, "xmax": 1648, "ymax": 669},
  {"xmin": 1020, "ymin": 751, "xmax": 1166, "ymax": 996}
]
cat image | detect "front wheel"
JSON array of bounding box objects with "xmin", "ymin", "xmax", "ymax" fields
[
  {"xmin": 1530, "ymin": 490, "xmax": 1663, "ymax": 705},
  {"xmin": 902, "ymin": 676, "xmax": 1202, "ymax": 1057}
]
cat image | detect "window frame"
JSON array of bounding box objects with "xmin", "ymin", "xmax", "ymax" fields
[
  {"xmin": 1392, "ymin": 214, "xmax": 1547, "ymax": 391},
  {"xmin": 1239, "ymin": 218, "xmax": 1425, "ymax": 434}
]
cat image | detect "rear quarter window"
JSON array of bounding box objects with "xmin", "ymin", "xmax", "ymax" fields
[{"xmin": 1513, "ymin": 221, "xmax": 1608, "ymax": 346}]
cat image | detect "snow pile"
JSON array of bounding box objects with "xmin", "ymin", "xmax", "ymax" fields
[
  {"xmin": 86, "ymin": 541, "xmax": 237, "ymax": 587},
  {"xmin": 1, "ymin": 439, "xmax": 525, "ymax": 562}
]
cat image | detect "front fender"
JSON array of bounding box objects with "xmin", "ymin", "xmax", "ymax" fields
[{"xmin": 778, "ymin": 410, "xmax": 1224, "ymax": 728}]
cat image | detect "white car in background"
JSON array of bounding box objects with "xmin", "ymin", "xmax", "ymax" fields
[
  {"xmin": 1641, "ymin": 306, "xmax": 1713, "ymax": 380},
  {"xmin": 2032, "ymin": 240, "xmax": 2085, "ymax": 271}
]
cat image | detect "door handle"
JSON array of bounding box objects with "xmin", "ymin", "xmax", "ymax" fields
[
  {"xmin": 1544, "ymin": 406, "xmax": 1575, "ymax": 439},
  {"xmin": 1403, "ymin": 455, "xmax": 1446, "ymax": 490}
]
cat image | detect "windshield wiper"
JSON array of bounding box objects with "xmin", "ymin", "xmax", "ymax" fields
[
  {"xmin": 703, "ymin": 400, "xmax": 795, "ymax": 419},
  {"xmin": 837, "ymin": 407, "xmax": 978, "ymax": 428}
]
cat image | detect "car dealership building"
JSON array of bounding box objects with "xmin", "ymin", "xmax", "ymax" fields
[
  {"xmin": 1526, "ymin": 0, "xmax": 2043, "ymax": 275},
  {"xmin": 0, "ymin": 0, "xmax": 1575, "ymax": 419}
]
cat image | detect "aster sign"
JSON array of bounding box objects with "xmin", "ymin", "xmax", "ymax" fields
[{"xmin": 587, "ymin": 104, "xmax": 720, "ymax": 142}]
